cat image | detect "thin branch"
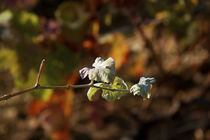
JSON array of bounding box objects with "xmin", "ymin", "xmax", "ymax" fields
[
  {"xmin": 0, "ymin": 60, "xmax": 129, "ymax": 102},
  {"xmin": 0, "ymin": 87, "xmax": 37, "ymax": 101},
  {"xmin": 0, "ymin": 82, "xmax": 129, "ymax": 102}
]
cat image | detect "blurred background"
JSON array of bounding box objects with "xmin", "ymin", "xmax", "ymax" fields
[{"xmin": 0, "ymin": 0, "xmax": 210, "ymax": 140}]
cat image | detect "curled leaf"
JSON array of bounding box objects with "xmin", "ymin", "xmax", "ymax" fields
[
  {"xmin": 79, "ymin": 57, "xmax": 115, "ymax": 83},
  {"xmin": 130, "ymin": 77, "xmax": 155, "ymax": 100}
]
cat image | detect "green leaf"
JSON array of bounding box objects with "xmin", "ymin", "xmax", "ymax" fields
[
  {"xmin": 112, "ymin": 76, "xmax": 128, "ymax": 90},
  {"xmin": 102, "ymin": 77, "xmax": 128, "ymax": 101},
  {"xmin": 87, "ymin": 83, "xmax": 105, "ymax": 101}
]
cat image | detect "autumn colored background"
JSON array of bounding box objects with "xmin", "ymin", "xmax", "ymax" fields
[{"xmin": 0, "ymin": 0, "xmax": 209, "ymax": 140}]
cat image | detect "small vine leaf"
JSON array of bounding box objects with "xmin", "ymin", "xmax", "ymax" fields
[
  {"xmin": 112, "ymin": 76, "xmax": 128, "ymax": 90},
  {"xmin": 102, "ymin": 90, "xmax": 126, "ymax": 101},
  {"xmin": 101, "ymin": 91, "xmax": 115, "ymax": 101},
  {"xmin": 130, "ymin": 77, "xmax": 155, "ymax": 100},
  {"xmin": 87, "ymin": 83, "xmax": 103, "ymax": 101},
  {"xmin": 102, "ymin": 77, "xmax": 128, "ymax": 101},
  {"xmin": 87, "ymin": 83, "xmax": 109, "ymax": 101},
  {"xmin": 79, "ymin": 57, "xmax": 115, "ymax": 83}
]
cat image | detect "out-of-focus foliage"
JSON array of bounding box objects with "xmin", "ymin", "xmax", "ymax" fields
[
  {"xmin": 0, "ymin": 0, "xmax": 210, "ymax": 140},
  {"xmin": 55, "ymin": 1, "xmax": 88, "ymax": 43}
]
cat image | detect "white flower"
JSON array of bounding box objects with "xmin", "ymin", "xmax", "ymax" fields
[
  {"xmin": 130, "ymin": 77, "xmax": 155, "ymax": 100},
  {"xmin": 79, "ymin": 57, "xmax": 115, "ymax": 83}
]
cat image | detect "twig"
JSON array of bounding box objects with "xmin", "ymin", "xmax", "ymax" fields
[
  {"xmin": 35, "ymin": 59, "xmax": 45, "ymax": 87},
  {"xmin": 0, "ymin": 60, "xmax": 129, "ymax": 102}
]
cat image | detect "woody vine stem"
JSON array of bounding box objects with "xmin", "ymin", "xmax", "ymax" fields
[{"xmin": 0, "ymin": 59, "xmax": 129, "ymax": 102}]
